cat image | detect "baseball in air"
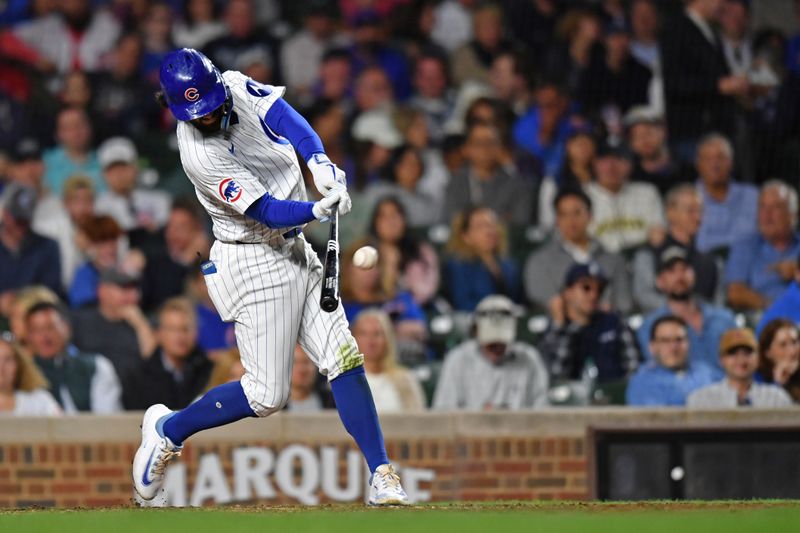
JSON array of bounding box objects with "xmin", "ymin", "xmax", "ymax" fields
[{"xmin": 353, "ymin": 246, "xmax": 379, "ymax": 269}]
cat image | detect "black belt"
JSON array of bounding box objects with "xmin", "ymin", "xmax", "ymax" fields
[{"xmin": 235, "ymin": 227, "xmax": 301, "ymax": 244}]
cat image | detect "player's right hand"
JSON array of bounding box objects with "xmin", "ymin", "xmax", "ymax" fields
[
  {"xmin": 307, "ymin": 153, "xmax": 347, "ymax": 196},
  {"xmin": 312, "ymin": 188, "xmax": 351, "ymax": 220}
]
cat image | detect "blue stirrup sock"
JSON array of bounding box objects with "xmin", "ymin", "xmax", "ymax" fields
[
  {"xmin": 330, "ymin": 366, "xmax": 390, "ymax": 473},
  {"xmin": 160, "ymin": 381, "xmax": 256, "ymax": 446}
]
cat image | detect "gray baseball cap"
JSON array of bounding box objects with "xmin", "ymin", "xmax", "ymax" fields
[
  {"xmin": 1, "ymin": 183, "xmax": 37, "ymax": 222},
  {"xmin": 474, "ymin": 295, "xmax": 518, "ymax": 345}
]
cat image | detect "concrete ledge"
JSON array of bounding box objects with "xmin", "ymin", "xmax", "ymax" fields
[{"xmin": 0, "ymin": 408, "xmax": 798, "ymax": 443}]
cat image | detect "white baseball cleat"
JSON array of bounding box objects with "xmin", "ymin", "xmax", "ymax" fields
[
  {"xmin": 368, "ymin": 464, "xmax": 410, "ymax": 506},
  {"xmin": 132, "ymin": 404, "xmax": 182, "ymax": 501}
]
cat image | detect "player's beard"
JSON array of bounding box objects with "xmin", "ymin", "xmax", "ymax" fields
[{"xmin": 190, "ymin": 109, "xmax": 223, "ymax": 134}]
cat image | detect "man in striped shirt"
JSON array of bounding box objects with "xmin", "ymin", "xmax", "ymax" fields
[{"xmin": 688, "ymin": 328, "xmax": 793, "ymax": 407}]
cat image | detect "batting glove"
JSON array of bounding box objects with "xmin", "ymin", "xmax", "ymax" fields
[
  {"xmin": 307, "ymin": 153, "xmax": 347, "ymax": 196},
  {"xmin": 312, "ymin": 188, "xmax": 352, "ymax": 220}
]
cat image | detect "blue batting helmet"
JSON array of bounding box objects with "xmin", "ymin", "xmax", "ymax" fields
[{"xmin": 159, "ymin": 48, "xmax": 230, "ymax": 121}]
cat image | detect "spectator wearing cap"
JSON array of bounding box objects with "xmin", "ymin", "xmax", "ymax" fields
[
  {"xmin": 42, "ymin": 108, "xmax": 102, "ymax": 196},
  {"xmin": 443, "ymin": 122, "xmax": 532, "ymax": 226},
  {"xmin": 756, "ymin": 258, "xmax": 800, "ymax": 335},
  {"xmin": 444, "ymin": 206, "xmax": 520, "ymax": 312},
  {"xmin": 576, "ymin": 17, "xmax": 652, "ymax": 119},
  {"xmin": 431, "ymin": 0, "xmax": 474, "ymax": 53},
  {"xmin": 688, "ymin": 327, "xmax": 793, "ymax": 407},
  {"xmin": 659, "ymin": 0, "xmax": 746, "ymax": 161},
  {"xmin": 626, "ymin": 315, "xmax": 721, "ymax": 406},
  {"xmin": 25, "ymin": 301, "xmax": 123, "ymax": 414},
  {"xmin": 625, "ymin": 106, "xmax": 694, "ymax": 196},
  {"xmin": 637, "ymin": 245, "xmax": 736, "ymax": 370},
  {"xmin": 524, "ymin": 189, "xmax": 632, "ymax": 313},
  {"xmin": 0, "ymin": 184, "xmax": 62, "ymax": 299},
  {"xmin": 586, "ymin": 141, "xmax": 664, "ymax": 253},
  {"xmin": 433, "ymin": 294, "xmax": 549, "ymax": 410},
  {"xmin": 539, "ymin": 263, "xmax": 640, "ymax": 392},
  {"xmin": 121, "ymin": 297, "xmax": 213, "ymax": 411},
  {"xmin": 725, "ymin": 180, "xmax": 800, "ymax": 312},
  {"xmin": 94, "ymin": 137, "xmax": 171, "ymax": 236},
  {"xmin": 70, "ymin": 267, "xmax": 156, "ymax": 377},
  {"xmin": 632, "ymin": 184, "xmax": 720, "ymax": 313},
  {"xmin": 348, "ymin": 10, "xmax": 412, "ymax": 101},
  {"xmin": 694, "ymin": 133, "xmax": 758, "ymax": 253},
  {"xmin": 513, "ymin": 82, "xmax": 575, "ymax": 179},
  {"xmin": 280, "ymin": 2, "xmax": 349, "ymax": 101},
  {"xmin": 202, "ymin": 0, "xmax": 277, "ymax": 73}
]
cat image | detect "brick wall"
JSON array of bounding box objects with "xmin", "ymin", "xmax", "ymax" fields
[{"xmin": 0, "ymin": 409, "xmax": 794, "ymax": 508}]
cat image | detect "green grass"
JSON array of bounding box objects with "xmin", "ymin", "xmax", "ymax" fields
[{"xmin": 1, "ymin": 501, "xmax": 799, "ymax": 533}]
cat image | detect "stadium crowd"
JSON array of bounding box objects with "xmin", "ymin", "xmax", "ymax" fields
[{"xmin": 1, "ymin": 0, "xmax": 800, "ymax": 415}]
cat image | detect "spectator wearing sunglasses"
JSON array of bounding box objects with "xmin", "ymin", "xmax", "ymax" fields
[
  {"xmin": 540, "ymin": 262, "xmax": 640, "ymax": 390},
  {"xmin": 688, "ymin": 328, "xmax": 793, "ymax": 408}
]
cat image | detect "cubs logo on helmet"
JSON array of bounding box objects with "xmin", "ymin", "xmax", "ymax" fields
[
  {"xmin": 184, "ymin": 88, "xmax": 200, "ymax": 102},
  {"xmin": 218, "ymin": 178, "xmax": 243, "ymax": 203}
]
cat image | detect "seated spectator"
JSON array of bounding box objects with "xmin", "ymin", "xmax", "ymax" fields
[
  {"xmin": 525, "ymin": 189, "xmax": 632, "ymax": 313},
  {"xmin": 94, "ymin": 137, "xmax": 171, "ymax": 235},
  {"xmin": 25, "ymin": 302, "xmax": 122, "ymax": 413},
  {"xmin": 393, "ymin": 107, "xmax": 450, "ymax": 210},
  {"xmin": 539, "ymin": 263, "xmax": 640, "ymax": 394},
  {"xmin": 408, "ymin": 53, "xmax": 455, "ymax": 144},
  {"xmin": 433, "ymin": 295, "xmax": 549, "ymax": 410},
  {"xmin": 538, "ymin": 129, "xmax": 596, "ymax": 230},
  {"xmin": 626, "ymin": 316, "xmax": 721, "ymax": 406},
  {"xmin": 348, "ymin": 10, "xmax": 412, "ymax": 101},
  {"xmin": 287, "ymin": 345, "xmax": 334, "ymax": 412},
  {"xmin": 638, "ymin": 246, "xmax": 736, "ymax": 369},
  {"xmin": 633, "ymin": 184, "xmax": 720, "ymax": 312},
  {"xmin": 202, "ymin": 0, "xmax": 276, "ymax": 73},
  {"xmin": 70, "ymin": 268, "xmax": 156, "ymax": 376},
  {"xmin": 757, "ymin": 256, "xmax": 800, "ymax": 334},
  {"xmin": 42, "ymin": 107, "xmax": 102, "ymax": 195},
  {"xmin": 340, "ymin": 242, "xmax": 427, "ymax": 347},
  {"xmin": 513, "ymin": 82, "xmax": 575, "ymax": 179},
  {"xmin": 444, "ymin": 206, "xmax": 520, "ymax": 312},
  {"xmin": 140, "ymin": 199, "xmax": 210, "ymax": 312},
  {"xmin": 443, "ymin": 122, "xmax": 532, "ymax": 225},
  {"xmin": 0, "ymin": 336, "xmax": 61, "ymax": 416},
  {"xmin": 6, "ymin": 286, "xmax": 59, "ymax": 353},
  {"xmin": 586, "ymin": 142, "xmax": 664, "ymax": 253},
  {"xmin": 451, "ymin": 3, "xmax": 511, "ymax": 87},
  {"xmin": 69, "ymin": 215, "xmax": 137, "ymax": 308},
  {"xmin": 186, "ymin": 264, "xmax": 236, "ymax": 361},
  {"xmin": 121, "ymin": 298, "xmax": 212, "ymax": 411},
  {"xmin": 353, "ymin": 310, "xmax": 426, "ymax": 413},
  {"xmin": 0, "ymin": 184, "xmax": 62, "ymax": 299},
  {"xmin": 364, "ymin": 145, "xmax": 441, "ymax": 227},
  {"xmin": 726, "ymin": 181, "xmax": 800, "ymax": 311},
  {"xmin": 364, "ymin": 197, "xmax": 440, "ymax": 307},
  {"xmin": 203, "ymin": 349, "xmax": 245, "ymax": 392},
  {"xmin": 757, "ymin": 319, "xmax": 800, "ymax": 403},
  {"xmin": 695, "ymin": 133, "xmax": 758, "ymax": 253},
  {"xmin": 688, "ymin": 328, "xmax": 793, "ymax": 407},
  {"xmin": 313, "ymin": 48, "xmax": 353, "ymax": 104},
  {"xmin": 172, "ymin": 0, "xmax": 227, "ymax": 50},
  {"xmin": 625, "ymin": 107, "xmax": 694, "ymax": 196}
]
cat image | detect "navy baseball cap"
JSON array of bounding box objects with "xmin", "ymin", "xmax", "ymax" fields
[
  {"xmin": 1, "ymin": 183, "xmax": 37, "ymax": 222},
  {"xmin": 12, "ymin": 138, "xmax": 42, "ymax": 162},
  {"xmin": 596, "ymin": 141, "xmax": 632, "ymax": 159},
  {"xmin": 563, "ymin": 262, "xmax": 608, "ymax": 289}
]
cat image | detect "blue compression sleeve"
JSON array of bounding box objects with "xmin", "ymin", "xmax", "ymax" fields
[
  {"xmin": 330, "ymin": 366, "xmax": 390, "ymax": 473},
  {"xmin": 244, "ymin": 193, "xmax": 316, "ymax": 228},
  {"xmin": 263, "ymin": 97, "xmax": 325, "ymax": 162},
  {"xmin": 160, "ymin": 381, "xmax": 255, "ymax": 446}
]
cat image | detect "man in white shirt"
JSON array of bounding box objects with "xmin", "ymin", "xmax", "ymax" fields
[
  {"xmin": 433, "ymin": 295, "xmax": 549, "ymax": 410},
  {"xmin": 587, "ymin": 142, "xmax": 664, "ymax": 253},
  {"xmin": 688, "ymin": 328, "xmax": 794, "ymax": 407},
  {"xmin": 94, "ymin": 137, "xmax": 171, "ymax": 234}
]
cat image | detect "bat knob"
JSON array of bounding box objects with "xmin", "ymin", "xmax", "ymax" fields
[{"xmin": 321, "ymin": 296, "xmax": 339, "ymax": 312}]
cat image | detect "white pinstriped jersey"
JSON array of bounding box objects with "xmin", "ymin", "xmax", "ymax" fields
[{"xmin": 176, "ymin": 70, "xmax": 307, "ymax": 243}]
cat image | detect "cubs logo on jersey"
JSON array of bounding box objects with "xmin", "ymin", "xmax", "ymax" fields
[{"xmin": 219, "ymin": 178, "xmax": 243, "ymax": 203}]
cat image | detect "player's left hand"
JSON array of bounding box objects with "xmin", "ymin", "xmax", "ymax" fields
[
  {"xmin": 307, "ymin": 153, "xmax": 347, "ymax": 196},
  {"xmin": 313, "ymin": 188, "xmax": 351, "ymax": 220}
]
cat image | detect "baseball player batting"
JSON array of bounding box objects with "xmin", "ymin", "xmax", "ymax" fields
[{"xmin": 132, "ymin": 49, "xmax": 408, "ymax": 506}]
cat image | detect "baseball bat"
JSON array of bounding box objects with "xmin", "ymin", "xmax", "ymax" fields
[{"xmin": 320, "ymin": 207, "xmax": 340, "ymax": 313}]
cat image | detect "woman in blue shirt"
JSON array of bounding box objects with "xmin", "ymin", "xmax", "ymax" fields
[{"xmin": 443, "ymin": 206, "xmax": 520, "ymax": 311}]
